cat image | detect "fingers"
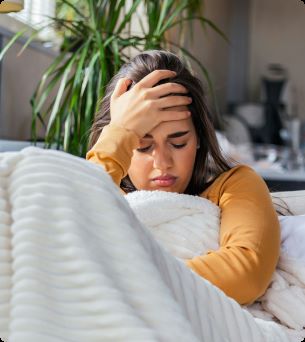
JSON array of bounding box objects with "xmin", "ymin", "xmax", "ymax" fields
[
  {"xmin": 148, "ymin": 82, "xmax": 188, "ymax": 99},
  {"xmin": 157, "ymin": 94, "xmax": 192, "ymax": 109},
  {"xmin": 136, "ymin": 70, "xmax": 176, "ymax": 89},
  {"xmin": 159, "ymin": 109, "xmax": 191, "ymax": 123},
  {"xmin": 112, "ymin": 78, "xmax": 132, "ymax": 99},
  {"xmin": 163, "ymin": 105, "xmax": 189, "ymax": 112}
]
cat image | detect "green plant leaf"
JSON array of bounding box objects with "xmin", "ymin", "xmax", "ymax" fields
[
  {"xmin": 59, "ymin": 0, "xmax": 87, "ymax": 19},
  {"xmin": 111, "ymin": 40, "xmax": 121, "ymax": 73},
  {"xmin": 35, "ymin": 42, "xmax": 79, "ymax": 100},
  {"xmin": 155, "ymin": 0, "xmax": 175, "ymax": 34},
  {"xmin": 17, "ymin": 23, "xmax": 54, "ymax": 57},
  {"xmin": 69, "ymin": 40, "xmax": 91, "ymax": 110},
  {"xmin": 46, "ymin": 53, "xmax": 78, "ymax": 135},
  {"xmin": 34, "ymin": 55, "xmax": 72, "ymax": 112},
  {"xmin": 81, "ymin": 52, "xmax": 99, "ymax": 96},
  {"xmin": 158, "ymin": 0, "xmax": 188, "ymax": 36},
  {"xmin": 107, "ymin": 0, "xmax": 125, "ymax": 33},
  {"xmin": 46, "ymin": 77, "xmax": 73, "ymax": 148},
  {"xmin": 88, "ymin": 0, "xmax": 98, "ymax": 30},
  {"xmin": 47, "ymin": 17, "xmax": 82, "ymax": 37},
  {"xmin": 63, "ymin": 105, "xmax": 73, "ymax": 151},
  {"xmin": 116, "ymin": 0, "xmax": 142, "ymax": 34},
  {"xmin": 167, "ymin": 16, "xmax": 229, "ymax": 43},
  {"xmin": 0, "ymin": 29, "xmax": 28, "ymax": 61}
]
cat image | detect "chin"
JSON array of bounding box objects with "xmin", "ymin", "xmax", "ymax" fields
[
  {"xmin": 157, "ymin": 187, "xmax": 175, "ymax": 192},
  {"xmin": 154, "ymin": 185, "xmax": 181, "ymax": 193}
]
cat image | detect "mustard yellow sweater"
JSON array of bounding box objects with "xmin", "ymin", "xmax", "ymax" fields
[{"xmin": 86, "ymin": 124, "xmax": 281, "ymax": 305}]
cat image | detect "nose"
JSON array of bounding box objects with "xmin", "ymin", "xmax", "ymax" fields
[{"xmin": 152, "ymin": 146, "xmax": 173, "ymax": 170}]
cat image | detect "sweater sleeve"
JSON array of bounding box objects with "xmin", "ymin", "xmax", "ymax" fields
[
  {"xmin": 186, "ymin": 166, "xmax": 281, "ymax": 305},
  {"xmin": 86, "ymin": 123, "xmax": 140, "ymax": 189}
]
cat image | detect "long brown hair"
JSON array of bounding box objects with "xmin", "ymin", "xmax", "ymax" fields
[{"xmin": 88, "ymin": 50, "xmax": 232, "ymax": 195}]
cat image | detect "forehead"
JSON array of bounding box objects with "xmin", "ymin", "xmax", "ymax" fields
[{"xmin": 144, "ymin": 118, "xmax": 196, "ymax": 139}]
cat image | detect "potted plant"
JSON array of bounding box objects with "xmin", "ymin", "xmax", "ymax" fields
[{"xmin": 0, "ymin": 0, "xmax": 227, "ymax": 157}]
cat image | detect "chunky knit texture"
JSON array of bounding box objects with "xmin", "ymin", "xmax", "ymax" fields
[{"xmin": 0, "ymin": 147, "xmax": 293, "ymax": 341}]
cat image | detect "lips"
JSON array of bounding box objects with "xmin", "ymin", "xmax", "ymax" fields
[
  {"xmin": 152, "ymin": 174, "xmax": 177, "ymax": 181},
  {"xmin": 152, "ymin": 175, "xmax": 177, "ymax": 187}
]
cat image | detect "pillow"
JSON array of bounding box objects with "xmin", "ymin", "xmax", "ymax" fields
[{"xmin": 279, "ymin": 215, "xmax": 305, "ymax": 262}]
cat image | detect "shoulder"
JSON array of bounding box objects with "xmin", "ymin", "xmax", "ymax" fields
[
  {"xmin": 201, "ymin": 164, "xmax": 268, "ymax": 203},
  {"xmin": 207, "ymin": 164, "xmax": 263, "ymax": 190},
  {"xmin": 217, "ymin": 164, "xmax": 261, "ymax": 184}
]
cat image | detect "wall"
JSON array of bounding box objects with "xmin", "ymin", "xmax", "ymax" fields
[
  {"xmin": 183, "ymin": 0, "xmax": 234, "ymax": 116},
  {"xmin": 0, "ymin": 39, "xmax": 55, "ymax": 140},
  {"xmin": 0, "ymin": 15, "xmax": 56, "ymax": 140},
  {"xmin": 249, "ymin": 0, "xmax": 305, "ymax": 118}
]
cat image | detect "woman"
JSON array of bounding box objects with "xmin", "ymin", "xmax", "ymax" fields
[{"xmin": 86, "ymin": 50, "xmax": 280, "ymax": 306}]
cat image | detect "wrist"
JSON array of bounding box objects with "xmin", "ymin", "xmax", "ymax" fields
[{"xmin": 109, "ymin": 121, "xmax": 142, "ymax": 140}]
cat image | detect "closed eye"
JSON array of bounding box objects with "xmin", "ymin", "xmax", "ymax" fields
[
  {"xmin": 172, "ymin": 143, "xmax": 187, "ymax": 149},
  {"xmin": 136, "ymin": 146, "xmax": 151, "ymax": 153},
  {"xmin": 136, "ymin": 143, "xmax": 187, "ymax": 153}
]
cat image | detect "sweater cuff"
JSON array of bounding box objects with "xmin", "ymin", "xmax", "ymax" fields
[{"xmin": 86, "ymin": 123, "xmax": 140, "ymax": 177}]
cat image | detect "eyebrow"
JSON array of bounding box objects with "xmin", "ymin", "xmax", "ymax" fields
[{"xmin": 142, "ymin": 131, "xmax": 190, "ymax": 139}]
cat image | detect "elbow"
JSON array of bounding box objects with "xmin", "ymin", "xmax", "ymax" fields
[
  {"xmin": 231, "ymin": 247, "xmax": 278, "ymax": 305},
  {"xmin": 238, "ymin": 259, "xmax": 277, "ymax": 305},
  {"xmin": 245, "ymin": 248, "xmax": 280, "ymax": 305},
  {"xmin": 239, "ymin": 277, "xmax": 267, "ymax": 305}
]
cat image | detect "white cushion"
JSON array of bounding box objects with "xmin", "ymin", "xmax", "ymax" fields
[{"xmin": 271, "ymin": 190, "xmax": 305, "ymax": 215}]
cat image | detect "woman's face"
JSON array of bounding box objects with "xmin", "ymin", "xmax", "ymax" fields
[{"xmin": 128, "ymin": 115, "xmax": 198, "ymax": 193}]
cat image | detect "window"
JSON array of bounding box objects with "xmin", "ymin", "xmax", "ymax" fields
[{"xmin": 9, "ymin": 0, "xmax": 56, "ymax": 39}]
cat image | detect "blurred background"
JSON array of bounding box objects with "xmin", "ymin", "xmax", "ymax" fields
[{"xmin": 0, "ymin": 0, "xmax": 305, "ymax": 190}]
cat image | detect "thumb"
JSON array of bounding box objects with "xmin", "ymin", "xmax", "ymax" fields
[{"xmin": 112, "ymin": 78, "xmax": 132, "ymax": 99}]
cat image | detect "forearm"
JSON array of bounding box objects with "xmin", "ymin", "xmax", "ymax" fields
[
  {"xmin": 186, "ymin": 245, "xmax": 276, "ymax": 305},
  {"xmin": 191, "ymin": 165, "xmax": 281, "ymax": 305},
  {"xmin": 86, "ymin": 123, "xmax": 139, "ymax": 188}
]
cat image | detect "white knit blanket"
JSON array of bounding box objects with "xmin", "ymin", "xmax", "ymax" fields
[
  {"xmin": 0, "ymin": 147, "xmax": 298, "ymax": 342},
  {"xmin": 125, "ymin": 190, "xmax": 305, "ymax": 341}
]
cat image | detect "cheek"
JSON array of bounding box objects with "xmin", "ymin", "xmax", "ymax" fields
[
  {"xmin": 177, "ymin": 145, "xmax": 197, "ymax": 175},
  {"xmin": 181, "ymin": 143, "xmax": 197, "ymax": 163},
  {"xmin": 128, "ymin": 153, "xmax": 152, "ymax": 187}
]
